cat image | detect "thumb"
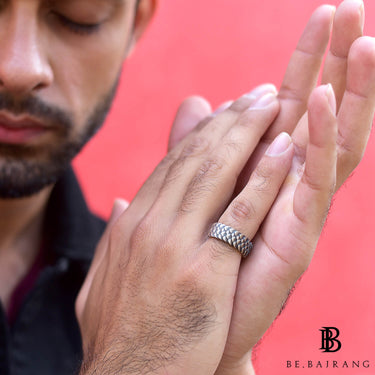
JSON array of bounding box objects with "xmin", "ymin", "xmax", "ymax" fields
[{"xmin": 168, "ymin": 96, "xmax": 212, "ymax": 151}]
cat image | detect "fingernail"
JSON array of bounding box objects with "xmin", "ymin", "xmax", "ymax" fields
[
  {"xmin": 244, "ymin": 83, "xmax": 278, "ymax": 99},
  {"xmin": 266, "ymin": 132, "xmax": 292, "ymax": 156},
  {"xmin": 326, "ymin": 83, "xmax": 336, "ymax": 114},
  {"xmin": 329, "ymin": 5, "xmax": 336, "ymax": 22},
  {"xmin": 110, "ymin": 198, "xmax": 129, "ymax": 221},
  {"xmin": 359, "ymin": 0, "xmax": 365, "ymax": 32},
  {"xmin": 250, "ymin": 92, "xmax": 277, "ymax": 109},
  {"xmin": 343, "ymin": 0, "xmax": 364, "ymax": 29}
]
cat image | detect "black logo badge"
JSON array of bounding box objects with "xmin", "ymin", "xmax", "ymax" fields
[{"xmin": 320, "ymin": 327, "xmax": 342, "ymax": 353}]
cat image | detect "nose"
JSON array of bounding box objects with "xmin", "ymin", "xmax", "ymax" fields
[{"xmin": 0, "ymin": 9, "xmax": 53, "ymax": 96}]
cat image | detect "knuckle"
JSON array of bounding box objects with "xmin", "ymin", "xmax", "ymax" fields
[
  {"xmin": 179, "ymin": 157, "xmax": 226, "ymax": 214},
  {"xmin": 251, "ymin": 164, "xmax": 273, "ymax": 192},
  {"xmin": 254, "ymin": 162, "xmax": 273, "ymax": 179},
  {"xmin": 278, "ymin": 84, "xmax": 306, "ymax": 105},
  {"xmin": 228, "ymin": 197, "xmax": 257, "ymax": 224},
  {"xmin": 222, "ymin": 137, "xmax": 244, "ymax": 160},
  {"xmin": 181, "ymin": 136, "xmax": 211, "ymax": 158},
  {"xmin": 188, "ymin": 157, "xmax": 226, "ymax": 191},
  {"xmin": 163, "ymin": 157, "xmax": 186, "ymax": 189},
  {"xmin": 180, "ymin": 158, "xmax": 225, "ymax": 211},
  {"xmin": 301, "ymin": 170, "xmax": 324, "ymax": 192},
  {"xmin": 180, "ymin": 181, "xmax": 216, "ymax": 214},
  {"xmin": 129, "ymin": 216, "xmax": 156, "ymax": 251},
  {"xmin": 140, "ymin": 152, "xmax": 178, "ymax": 195},
  {"xmin": 229, "ymin": 96, "xmax": 253, "ymax": 112},
  {"xmin": 194, "ymin": 116, "xmax": 214, "ymax": 132},
  {"xmin": 164, "ymin": 137, "xmax": 213, "ymax": 191},
  {"xmin": 235, "ymin": 110, "xmax": 257, "ymax": 128},
  {"xmin": 198, "ymin": 157, "xmax": 226, "ymax": 177},
  {"xmin": 338, "ymin": 137, "xmax": 364, "ymax": 172},
  {"xmin": 109, "ymin": 218, "xmax": 127, "ymax": 241},
  {"xmin": 295, "ymin": 44, "xmax": 317, "ymax": 59}
]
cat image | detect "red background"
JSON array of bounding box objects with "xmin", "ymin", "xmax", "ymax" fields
[{"xmin": 74, "ymin": 0, "xmax": 375, "ymax": 373}]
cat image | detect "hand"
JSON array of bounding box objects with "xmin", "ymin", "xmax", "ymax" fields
[
  {"xmin": 76, "ymin": 88, "xmax": 299, "ymax": 374},
  {"xmin": 168, "ymin": 1, "xmax": 375, "ymax": 373}
]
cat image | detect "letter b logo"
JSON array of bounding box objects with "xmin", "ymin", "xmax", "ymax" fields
[{"xmin": 320, "ymin": 327, "xmax": 342, "ymax": 353}]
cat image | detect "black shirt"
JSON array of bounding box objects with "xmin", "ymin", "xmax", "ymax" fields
[{"xmin": 0, "ymin": 168, "xmax": 106, "ymax": 375}]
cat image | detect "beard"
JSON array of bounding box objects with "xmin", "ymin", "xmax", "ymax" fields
[{"xmin": 0, "ymin": 77, "xmax": 119, "ymax": 199}]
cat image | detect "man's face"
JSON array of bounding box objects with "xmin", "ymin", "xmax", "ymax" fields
[{"xmin": 0, "ymin": 0, "xmax": 139, "ymax": 198}]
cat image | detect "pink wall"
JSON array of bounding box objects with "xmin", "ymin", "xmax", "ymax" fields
[{"xmin": 74, "ymin": 0, "xmax": 375, "ymax": 373}]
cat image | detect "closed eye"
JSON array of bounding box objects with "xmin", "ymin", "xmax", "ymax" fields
[{"xmin": 57, "ymin": 14, "xmax": 101, "ymax": 36}]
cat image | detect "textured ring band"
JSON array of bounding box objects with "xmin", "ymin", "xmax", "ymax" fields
[{"xmin": 208, "ymin": 222, "xmax": 253, "ymax": 258}]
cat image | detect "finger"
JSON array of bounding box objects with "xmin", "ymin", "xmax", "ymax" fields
[
  {"xmin": 125, "ymin": 86, "xmax": 277, "ymax": 226},
  {"xmin": 153, "ymin": 93, "xmax": 280, "ymax": 232},
  {"xmin": 335, "ymin": 36, "xmax": 375, "ymax": 187},
  {"xmin": 212, "ymin": 100, "xmax": 234, "ymax": 116},
  {"xmin": 168, "ymin": 96, "xmax": 212, "ymax": 151},
  {"xmin": 294, "ymin": 84, "xmax": 337, "ymax": 231},
  {"xmin": 216, "ymin": 133, "xmax": 293, "ymax": 255},
  {"xmin": 201, "ymin": 133, "xmax": 293, "ymax": 290},
  {"xmin": 211, "ymin": 85, "xmax": 275, "ymax": 117},
  {"xmin": 217, "ymin": 86, "xmax": 338, "ymax": 360},
  {"xmin": 232, "ymin": 6, "xmax": 334, "ymax": 199},
  {"xmin": 75, "ymin": 198, "xmax": 129, "ymax": 320},
  {"xmin": 274, "ymin": 36, "xmax": 375, "ymax": 192},
  {"xmin": 321, "ymin": 0, "xmax": 364, "ymax": 109},
  {"xmin": 265, "ymin": 5, "xmax": 335, "ymax": 140},
  {"xmin": 261, "ymin": 85, "xmax": 337, "ymax": 291}
]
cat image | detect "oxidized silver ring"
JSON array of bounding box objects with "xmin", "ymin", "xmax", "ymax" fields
[{"xmin": 208, "ymin": 222, "xmax": 253, "ymax": 258}]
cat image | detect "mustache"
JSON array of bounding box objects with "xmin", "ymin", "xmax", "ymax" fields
[{"xmin": 0, "ymin": 92, "xmax": 73, "ymax": 130}]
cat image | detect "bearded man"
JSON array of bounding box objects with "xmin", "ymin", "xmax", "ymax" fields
[{"xmin": 0, "ymin": 0, "xmax": 373, "ymax": 374}]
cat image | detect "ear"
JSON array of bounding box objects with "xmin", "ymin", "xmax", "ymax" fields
[{"xmin": 126, "ymin": 0, "xmax": 158, "ymax": 56}]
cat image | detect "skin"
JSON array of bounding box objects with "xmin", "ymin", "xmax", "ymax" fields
[
  {"xmin": 168, "ymin": 2, "xmax": 375, "ymax": 373},
  {"xmin": 0, "ymin": 0, "xmax": 372, "ymax": 374},
  {"xmin": 76, "ymin": 1, "xmax": 375, "ymax": 374},
  {"xmin": 0, "ymin": 0, "xmax": 154, "ymax": 308},
  {"xmin": 167, "ymin": 2, "xmax": 375, "ymax": 373}
]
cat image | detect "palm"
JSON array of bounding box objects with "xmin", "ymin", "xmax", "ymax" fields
[{"xmin": 215, "ymin": 1, "xmax": 375, "ymax": 370}]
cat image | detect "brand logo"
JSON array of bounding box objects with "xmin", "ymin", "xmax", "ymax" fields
[
  {"xmin": 320, "ymin": 327, "xmax": 342, "ymax": 353},
  {"xmin": 286, "ymin": 327, "xmax": 371, "ymax": 369}
]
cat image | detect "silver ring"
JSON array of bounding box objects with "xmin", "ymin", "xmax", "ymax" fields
[{"xmin": 208, "ymin": 223, "xmax": 253, "ymax": 258}]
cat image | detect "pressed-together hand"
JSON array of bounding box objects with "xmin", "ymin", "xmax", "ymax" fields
[
  {"xmin": 75, "ymin": 1, "xmax": 375, "ymax": 374},
  {"xmin": 76, "ymin": 87, "xmax": 298, "ymax": 374},
  {"xmin": 168, "ymin": 1, "xmax": 375, "ymax": 374}
]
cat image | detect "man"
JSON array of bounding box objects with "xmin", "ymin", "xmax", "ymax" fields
[{"xmin": 0, "ymin": 0, "xmax": 373, "ymax": 374}]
